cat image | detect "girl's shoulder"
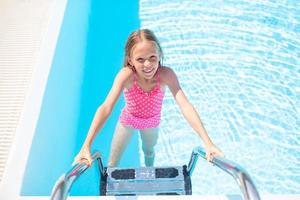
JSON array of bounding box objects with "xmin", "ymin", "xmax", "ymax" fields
[
  {"xmin": 118, "ymin": 67, "xmax": 134, "ymax": 89},
  {"xmin": 119, "ymin": 66, "xmax": 134, "ymax": 77},
  {"xmin": 159, "ymin": 66, "xmax": 177, "ymax": 84},
  {"xmin": 159, "ymin": 66, "xmax": 173, "ymax": 74}
]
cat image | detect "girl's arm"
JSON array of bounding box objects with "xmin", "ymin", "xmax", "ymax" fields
[
  {"xmin": 74, "ymin": 68, "xmax": 133, "ymax": 166},
  {"xmin": 162, "ymin": 67, "xmax": 224, "ymax": 161}
]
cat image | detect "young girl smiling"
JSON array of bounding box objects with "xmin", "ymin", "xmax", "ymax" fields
[{"xmin": 74, "ymin": 29, "xmax": 224, "ymax": 167}]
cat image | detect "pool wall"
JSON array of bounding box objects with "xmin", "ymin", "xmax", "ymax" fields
[
  {"xmin": 20, "ymin": 0, "xmax": 140, "ymax": 196},
  {"xmin": 0, "ymin": 0, "xmax": 140, "ymax": 198}
]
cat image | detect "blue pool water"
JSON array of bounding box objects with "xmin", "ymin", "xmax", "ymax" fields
[
  {"xmin": 21, "ymin": 0, "xmax": 299, "ymax": 197},
  {"xmin": 140, "ymin": 0, "xmax": 300, "ymax": 195}
]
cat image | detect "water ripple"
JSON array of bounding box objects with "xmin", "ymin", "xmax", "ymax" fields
[{"xmin": 139, "ymin": 0, "xmax": 300, "ymax": 195}]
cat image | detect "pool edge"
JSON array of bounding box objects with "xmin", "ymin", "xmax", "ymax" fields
[
  {"xmin": 15, "ymin": 194, "xmax": 300, "ymax": 200},
  {"xmin": 0, "ymin": 0, "xmax": 68, "ymax": 199}
]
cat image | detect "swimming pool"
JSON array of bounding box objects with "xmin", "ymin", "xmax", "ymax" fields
[
  {"xmin": 1, "ymin": 0, "xmax": 299, "ymax": 199},
  {"xmin": 140, "ymin": 0, "xmax": 300, "ymax": 195}
]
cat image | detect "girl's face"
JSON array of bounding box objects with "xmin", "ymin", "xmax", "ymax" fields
[{"xmin": 129, "ymin": 41, "xmax": 160, "ymax": 80}]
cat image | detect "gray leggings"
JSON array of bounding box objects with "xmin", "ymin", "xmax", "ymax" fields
[{"xmin": 108, "ymin": 121, "xmax": 158, "ymax": 167}]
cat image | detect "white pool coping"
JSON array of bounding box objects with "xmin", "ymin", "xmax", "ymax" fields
[
  {"xmin": 0, "ymin": 0, "xmax": 299, "ymax": 200},
  {"xmin": 0, "ymin": 0, "xmax": 67, "ymax": 199}
]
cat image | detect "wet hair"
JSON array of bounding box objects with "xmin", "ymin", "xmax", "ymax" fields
[{"xmin": 123, "ymin": 29, "xmax": 163, "ymax": 71}]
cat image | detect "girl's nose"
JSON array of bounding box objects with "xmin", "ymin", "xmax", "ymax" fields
[{"xmin": 144, "ymin": 59, "xmax": 151, "ymax": 67}]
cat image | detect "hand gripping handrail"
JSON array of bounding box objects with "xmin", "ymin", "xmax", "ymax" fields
[
  {"xmin": 187, "ymin": 146, "xmax": 261, "ymax": 200},
  {"xmin": 50, "ymin": 152, "xmax": 105, "ymax": 200}
]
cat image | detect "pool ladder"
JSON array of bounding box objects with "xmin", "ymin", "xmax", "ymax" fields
[{"xmin": 50, "ymin": 146, "xmax": 261, "ymax": 200}]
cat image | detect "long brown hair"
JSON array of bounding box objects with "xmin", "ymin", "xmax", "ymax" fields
[{"xmin": 123, "ymin": 29, "xmax": 163, "ymax": 71}]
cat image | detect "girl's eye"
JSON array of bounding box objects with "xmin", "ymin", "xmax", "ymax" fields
[
  {"xmin": 149, "ymin": 56, "xmax": 157, "ymax": 62},
  {"xmin": 137, "ymin": 58, "xmax": 144, "ymax": 63}
]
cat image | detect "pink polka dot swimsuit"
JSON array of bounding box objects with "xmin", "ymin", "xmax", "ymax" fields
[{"xmin": 119, "ymin": 70, "xmax": 165, "ymax": 130}]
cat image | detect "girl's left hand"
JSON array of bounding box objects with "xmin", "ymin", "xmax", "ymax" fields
[{"xmin": 205, "ymin": 144, "xmax": 224, "ymax": 162}]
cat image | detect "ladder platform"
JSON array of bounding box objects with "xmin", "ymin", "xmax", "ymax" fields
[{"xmin": 100, "ymin": 165, "xmax": 192, "ymax": 196}]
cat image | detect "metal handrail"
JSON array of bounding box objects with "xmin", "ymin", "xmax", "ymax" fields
[
  {"xmin": 50, "ymin": 147, "xmax": 260, "ymax": 199},
  {"xmin": 187, "ymin": 146, "xmax": 261, "ymax": 200},
  {"xmin": 50, "ymin": 152, "xmax": 105, "ymax": 200}
]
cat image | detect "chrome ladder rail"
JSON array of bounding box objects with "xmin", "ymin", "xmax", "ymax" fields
[
  {"xmin": 187, "ymin": 146, "xmax": 261, "ymax": 200},
  {"xmin": 51, "ymin": 147, "xmax": 260, "ymax": 199},
  {"xmin": 50, "ymin": 152, "xmax": 105, "ymax": 200}
]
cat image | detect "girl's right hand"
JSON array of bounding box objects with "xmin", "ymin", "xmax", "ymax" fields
[{"xmin": 73, "ymin": 147, "xmax": 93, "ymax": 167}]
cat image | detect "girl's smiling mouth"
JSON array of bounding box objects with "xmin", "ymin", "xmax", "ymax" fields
[{"xmin": 143, "ymin": 68, "xmax": 155, "ymax": 75}]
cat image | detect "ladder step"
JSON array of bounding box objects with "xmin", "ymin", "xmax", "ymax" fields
[{"xmin": 100, "ymin": 165, "xmax": 192, "ymax": 196}]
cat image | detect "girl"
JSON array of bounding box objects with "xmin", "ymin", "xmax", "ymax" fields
[{"xmin": 74, "ymin": 29, "xmax": 224, "ymax": 167}]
